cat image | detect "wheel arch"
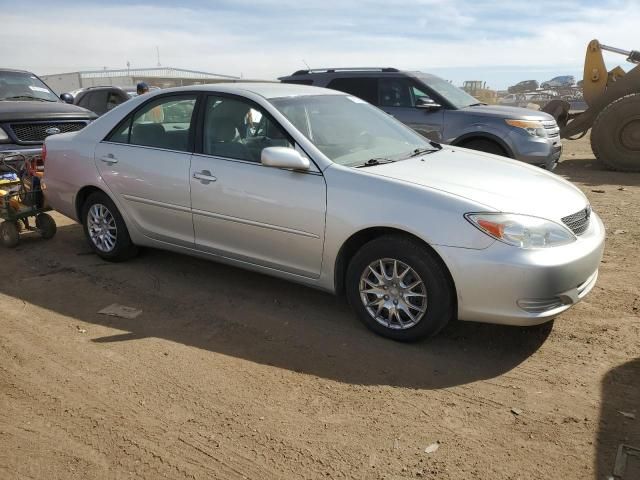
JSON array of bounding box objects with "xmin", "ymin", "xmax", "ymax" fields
[
  {"xmin": 333, "ymin": 227, "xmax": 457, "ymax": 312},
  {"xmin": 451, "ymin": 132, "xmax": 515, "ymax": 158},
  {"xmin": 75, "ymin": 185, "xmax": 109, "ymax": 223}
]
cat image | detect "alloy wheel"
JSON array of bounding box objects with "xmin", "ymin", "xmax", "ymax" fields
[
  {"xmin": 359, "ymin": 258, "xmax": 428, "ymax": 330},
  {"xmin": 87, "ymin": 203, "xmax": 118, "ymax": 252}
]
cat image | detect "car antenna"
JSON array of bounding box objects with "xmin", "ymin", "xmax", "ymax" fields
[{"xmin": 302, "ymin": 59, "xmax": 311, "ymax": 70}]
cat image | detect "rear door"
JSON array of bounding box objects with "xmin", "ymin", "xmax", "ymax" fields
[
  {"xmin": 377, "ymin": 78, "xmax": 444, "ymax": 142},
  {"xmin": 95, "ymin": 94, "xmax": 198, "ymax": 247}
]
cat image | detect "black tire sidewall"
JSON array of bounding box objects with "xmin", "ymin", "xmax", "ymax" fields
[
  {"xmin": 460, "ymin": 139, "xmax": 506, "ymax": 157},
  {"xmin": 81, "ymin": 192, "xmax": 137, "ymax": 261},
  {"xmin": 345, "ymin": 235, "xmax": 454, "ymax": 341},
  {"xmin": 1, "ymin": 221, "xmax": 19, "ymax": 248},
  {"xmin": 36, "ymin": 213, "xmax": 57, "ymax": 239},
  {"xmin": 591, "ymin": 93, "xmax": 640, "ymax": 172}
]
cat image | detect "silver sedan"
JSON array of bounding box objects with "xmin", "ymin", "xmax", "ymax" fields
[{"xmin": 42, "ymin": 83, "xmax": 605, "ymax": 341}]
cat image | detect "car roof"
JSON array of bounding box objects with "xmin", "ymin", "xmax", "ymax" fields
[
  {"xmin": 0, "ymin": 68, "xmax": 34, "ymax": 74},
  {"xmin": 279, "ymin": 68, "xmax": 436, "ymax": 80},
  {"xmin": 155, "ymin": 82, "xmax": 344, "ymax": 100}
]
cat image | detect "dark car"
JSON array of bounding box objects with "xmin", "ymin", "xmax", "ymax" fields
[
  {"xmin": 508, "ymin": 80, "xmax": 539, "ymax": 94},
  {"xmin": 69, "ymin": 86, "xmax": 130, "ymax": 116},
  {"xmin": 541, "ymin": 76, "xmax": 576, "ymax": 89},
  {"xmin": 0, "ymin": 68, "xmax": 96, "ymax": 163}
]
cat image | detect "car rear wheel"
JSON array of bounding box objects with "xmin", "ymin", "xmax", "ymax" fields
[
  {"xmin": 82, "ymin": 192, "xmax": 138, "ymax": 262},
  {"xmin": 346, "ymin": 235, "xmax": 454, "ymax": 341}
]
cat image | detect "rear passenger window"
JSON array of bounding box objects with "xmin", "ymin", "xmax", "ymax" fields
[
  {"xmin": 326, "ymin": 77, "xmax": 378, "ymax": 105},
  {"xmin": 106, "ymin": 95, "xmax": 196, "ymax": 152}
]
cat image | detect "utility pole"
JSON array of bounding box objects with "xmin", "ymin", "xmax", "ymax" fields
[{"xmin": 156, "ymin": 46, "xmax": 161, "ymax": 67}]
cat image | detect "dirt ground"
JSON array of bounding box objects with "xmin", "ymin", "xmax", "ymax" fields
[{"xmin": 1, "ymin": 135, "xmax": 638, "ymax": 480}]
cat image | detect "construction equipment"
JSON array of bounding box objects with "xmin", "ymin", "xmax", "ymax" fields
[
  {"xmin": 462, "ymin": 81, "xmax": 497, "ymax": 104},
  {"xmin": 543, "ymin": 39, "xmax": 640, "ymax": 171},
  {"xmin": 0, "ymin": 153, "xmax": 56, "ymax": 248}
]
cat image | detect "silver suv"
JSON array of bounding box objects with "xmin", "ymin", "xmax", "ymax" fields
[{"xmin": 280, "ymin": 68, "xmax": 562, "ymax": 169}]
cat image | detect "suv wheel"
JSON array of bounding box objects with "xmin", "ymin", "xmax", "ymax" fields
[{"xmin": 460, "ymin": 138, "xmax": 507, "ymax": 157}]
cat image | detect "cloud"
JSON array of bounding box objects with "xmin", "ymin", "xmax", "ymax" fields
[{"xmin": 0, "ymin": 0, "xmax": 638, "ymax": 89}]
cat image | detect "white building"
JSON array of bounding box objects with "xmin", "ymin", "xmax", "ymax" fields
[{"xmin": 41, "ymin": 67, "xmax": 241, "ymax": 94}]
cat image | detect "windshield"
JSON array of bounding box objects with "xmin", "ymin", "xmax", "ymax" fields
[
  {"xmin": 416, "ymin": 74, "xmax": 479, "ymax": 109},
  {"xmin": 270, "ymin": 95, "xmax": 434, "ymax": 167},
  {"xmin": 0, "ymin": 71, "xmax": 59, "ymax": 102}
]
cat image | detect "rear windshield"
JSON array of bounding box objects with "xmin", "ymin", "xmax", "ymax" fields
[{"xmin": 0, "ymin": 71, "xmax": 59, "ymax": 102}]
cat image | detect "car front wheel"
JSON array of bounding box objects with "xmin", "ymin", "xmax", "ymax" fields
[
  {"xmin": 346, "ymin": 235, "xmax": 455, "ymax": 341},
  {"xmin": 81, "ymin": 191, "xmax": 138, "ymax": 261}
]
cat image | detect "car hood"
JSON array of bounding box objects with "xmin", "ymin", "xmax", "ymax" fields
[
  {"xmin": 459, "ymin": 104, "xmax": 554, "ymax": 121},
  {"xmin": 363, "ymin": 147, "xmax": 588, "ymax": 221},
  {"xmin": 0, "ymin": 100, "xmax": 96, "ymax": 122}
]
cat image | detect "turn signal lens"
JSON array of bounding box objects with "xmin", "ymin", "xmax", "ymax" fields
[
  {"xmin": 0, "ymin": 127, "xmax": 9, "ymax": 143},
  {"xmin": 505, "ymin": 119, "xmax": 547, "ymax": 137}
]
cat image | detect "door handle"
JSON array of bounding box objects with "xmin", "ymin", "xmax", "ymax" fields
[
  {"xmin": 193, "ymin": 170, "xmax": 217, "ymax": 183},
  {"xmin": 100, "ymin": 153, "xmax": 118, "ymax": 164}
]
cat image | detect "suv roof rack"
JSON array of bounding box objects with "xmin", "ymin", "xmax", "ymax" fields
[{"xmin": 290, "ymin": 67, "xmax": 400, "ymax": 75}]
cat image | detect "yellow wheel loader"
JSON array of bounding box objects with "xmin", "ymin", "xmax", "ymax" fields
[{"xmin": 543, "ymin": 40, "xmax": 640, "ymax": 171}]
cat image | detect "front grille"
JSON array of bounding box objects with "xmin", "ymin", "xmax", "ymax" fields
[
  {"xmin": 562, "ymin": 206, "xmax": 591, "ymax": 235},
  {"xmin": 543, "ymin": 120, "xmax": 560, "ymax": 138},
  {"xmin": 10, "ymin": 121, "xmax": 88, "ymax": 143}
]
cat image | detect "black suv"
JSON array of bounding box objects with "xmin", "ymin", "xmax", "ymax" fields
[{"xmin": 0, "ymin": 69, "xmax": 96, "ymax": 160}]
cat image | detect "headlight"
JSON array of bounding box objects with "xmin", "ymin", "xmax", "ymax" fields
[
  {"xmin": 465, "ymin": 213, "xmax": 576, "ymax": 249},
  {"xmin": 505, "ymin": 119, "xmax": 547, "ymax": 137},
  {"xmin": 0, "ymin": 127, "xmax": 9, "ymax": 143}
]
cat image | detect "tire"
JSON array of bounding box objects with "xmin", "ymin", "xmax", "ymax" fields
[
  {"xmin": 591, "ymin": 93, "xmax": 640, "ymax": 172},
  {"xmin": 36, "ymin": 213, "xmax": 57, "ymax": 240},
  {"xmin": 459, "ymin": 138, "xmax": 507, "ymax": 157},
  {"xmin": 0, "ymin": 221, "xmax": 20, "ymax": 248},
  {"xmin": 81, "ymin": 191, "xmax": 138, "ymax": 262},
  {"xmin": 345, "ymin": 235, "xmax": 455, "ymax": 342}
]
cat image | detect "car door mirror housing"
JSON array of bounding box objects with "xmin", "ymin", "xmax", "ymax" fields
[
  {"xmin": 60, "ymin": 93, "xmax": 74, "ymax": 104},
  {"xmin": 416, "ymin": 97, "xmax": 442, "ymax": 110},
  {"xmin": 261, "ymin": 147, "xmax": 310, "ymax": 171}
]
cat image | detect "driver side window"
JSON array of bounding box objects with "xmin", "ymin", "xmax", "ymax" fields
[{"xmin": 202, "ymin": 96, "xmax": 292, "ymax": 162}]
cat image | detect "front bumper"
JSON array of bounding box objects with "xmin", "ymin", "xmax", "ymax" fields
[
  {"xmin": 508, "ymin": 130, "xmax": 562, "ymax": 170},
  {"xmin": 435, "ymin": 211, "xmax": 605, "ymax": 326},
  {"xmin": 0, "ymin": 145, "xmax": 43, "ymax": 171}
]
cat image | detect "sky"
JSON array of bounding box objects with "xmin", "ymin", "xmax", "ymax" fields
[{"xmin": 1, "ymin": 0, "xmax": 638, "ymax": 90}]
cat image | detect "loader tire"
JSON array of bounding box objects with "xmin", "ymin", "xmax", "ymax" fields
[{"xmin": 591, "ymin": 93, "xmax": 640, "ymax": 172}]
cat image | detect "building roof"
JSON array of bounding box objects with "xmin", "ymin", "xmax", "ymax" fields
[{"xmin": 71, "ymin": 67, "xmax": 239, "ymax": 80}]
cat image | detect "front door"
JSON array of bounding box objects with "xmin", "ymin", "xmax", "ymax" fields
[
  {"xmin": 378, "ymin": 78, "xmax": 445, "ymax": 142},
  {"xmin": 190, "ymin": 95, "xmax": 326, "ymax": 278},
  {"xmin": 95, "ymin": 94, "xmax": 197, "ymax": 247}
]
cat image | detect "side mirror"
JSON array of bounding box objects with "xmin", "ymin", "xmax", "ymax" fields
[
  {"xmin": 415, "ymin": 97, "xmax": 441, "ymax": 110},
  {"xmin": 261, "ymin": 147, "xmax": 310, "ymax": 171},
  {"xmin": 60, "ymin": 93, "xmax": 74, "ymax": 104}
]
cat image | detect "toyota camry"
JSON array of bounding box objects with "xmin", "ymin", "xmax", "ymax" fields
[{"xmin": 42, "ymin": 83, "xmax": 605, "ymax": 341}]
